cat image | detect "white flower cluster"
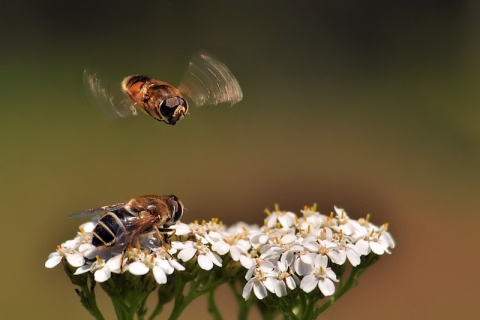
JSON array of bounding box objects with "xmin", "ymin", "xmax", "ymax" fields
[{"xmin": 45, "ymin": 205, "xmax": 395, "ymax": 301}]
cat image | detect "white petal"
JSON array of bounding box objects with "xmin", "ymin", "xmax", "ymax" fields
[
  {"xmin": 229, "ymin": 245, "xmax": 241, "ymax": 261},
  {"xmin": 278, "ymin": 214, "xmax": 294, "ymax": 228},
  {"xmin": 169, "ymin": 259, "xmax": 185, "ymax": 271},
  {"xmin": 319, "ymin": 278, "xmax": 335, "ymax": 296},
  {"xmin": 263, "ymin": 277, "xmax": 278, "ymax": 293},
  {"xmin": 45, "ymin": 254, "xmax": 62, "ymax": 268},
  {"xmin": 327, "ymin": 251, "xmax": 343, "ymax": 265},
  {"xmin": 381, "ymin": 232, "xmax": 396, "ymax": 248},
  {"xmin": 275, "ymin": 280, "xmax": 287, "ymax": 297},
  {"xmin": 156, "ymin": 259, "xmax": 174, "ymax": 274},
  {"xmin": 66, "ymin": 253, "xmax": 85, "ymax": 267},
  {"xmin": 286, "ymin": 276, "xmax": 296, "ymax": 290},
  {"xmin": 208, "ymin": 251, "xmax": 223, "ymax": 267},
  {"xmin": 153, "ymin": 266, "xmax": 167, "ymax": 284},
  {"xmin": 355, "ymin": 239, "xmax": 370, "ymax": 255},
  {"xmin": 259, "ymin": 260, "xmax": 275, "ymax": 271},
  {"xmin": 280, "ymin": 234, "xmax": 297, "ymax": 244},
  {"xmin": 300, "ymin": 274, "xmax": 317, "ymax": 293},
  {"xmin": 326, "ymin": 269, "xmax": 338, "ymax": 282},
  {"xmin": 171, "ymin": 223, "xmax": 191, "ymax": 236},
  {"xmin": 265, "ymin": 215, "xmax": 277, "ymax": 228},
  {"xmin": 346, "ymin": 248, "xmax": 361, "ymax": 267},
  {"xmin": 170, "ymin": 241, "xmax": 187, "ymax": 250},
  {"xmin": 281, "ymin": 251, "xmax": 294, "ymax": 267},
  {"xmin": 242, "ymin": 279, "xmax": 254, "ymax": 300},
  {"xmin": 78, "ymin": 222, "xmax": 95, "ymax": 233},
  {"xmin": 295, "ymin": 255, "xmax": 314, "ymax": 276},
  {"xmin": 94, "ymin": 268, "xmax": 111, "ymax": 282},
  {"xmin": 197, "ymin": 254, "xmax": 213, "ymax": 270},
  {"xmin": 245, "ymin": 266, "xmax": 256, "ymax": 280},
  {"xmin": 240, "ymin": 256, "xmax": 254, "ymax": 269},
  {"xmin": 314, "ymin": 255, "xmax": 328, "ymax": 268},
  {"xmin": 300, "ymin": 253, "xmax": 315, "ymax": 264},
  {"xmin": 63, "ymin": 239, "xmax": 79, "ymax": 249},
  {"xmin": 334, "ymin": 206, "xmax": 344, "ymax": 216},
  {"xmin": 303, "ymin": 241, "xmax": 319, "ymax": 252},
  {"xmin": 258, "ymin": 234, "xmax": 269, "ymax": 244},
  {"xmin": 129, "ymin": 262, "xmax": 150, "ymax": 275},
  {"xmin": 207, "ymin": 231, "xmax": 223, "ymax": 242},
  {"xmin": 78, "ymin": 243, "xmax": 96, "ymax": 253},
  {"xmin": 236, "ymin": 240, "xmax": 251, "ymax": 252},
  {"xmin": 178, "ymin": 247, "xmax": 197, "ymax": 262},
  {"xmin": 107, "ymin": 255, "xmax": 123, "ymax": 273},
  {"xmin": 212, "ymin": 240, "xmax": 230, "ymax": 255},
  {"xmin": 277, "ymin": 259, "xmax": 288, "ymax": 273},
  {"xmin": 74, "ymin": 264, "xmax": 92, "ymax": 275},
  {"xmin": 253, "ymin": 282, "xmax": 268, "ymax": 299},
  {"xmin": 370, "ymin": 242, "xmax": 385, "ymax": 255}
]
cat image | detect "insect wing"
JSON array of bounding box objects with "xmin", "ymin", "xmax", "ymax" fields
[
  {"xmin": 83, "ymin": 69, "xmax": 138, "ymax": 119},
  {"xmin": 178, "ymin": 52, "xmax": 243, "ymax": 107},
  {"xmin": 68, "ymin": 203, "xmax": 126, "ymax": 218},
  {"xmin": 115, "ymin": 214, "xmax": 158, "ymax": 246}
]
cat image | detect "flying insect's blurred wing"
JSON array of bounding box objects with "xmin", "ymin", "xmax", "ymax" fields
[
  {"xmin": 68, "ymin": 203, "xmax": 126, "ymax": 218},
  {"xmin": 178, "ymin": 52, "xmax": 243, "ymax": 107},
  {"xmin": 83, "ymin": 69, "xmax": 137, "ymax": 119}
]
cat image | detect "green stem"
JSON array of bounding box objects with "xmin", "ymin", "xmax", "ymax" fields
[
  {"xmin": 207, "ymin": 289, "xmax": 223, "ymax": 320},
  {"xmin": 262, "ymin": 306, "xmax": 278, "ymax": 320},
  {"xmin": 228, "ymin": 281, "xmax": 252, "ymax": 320},
  {"xmin": 100, "ymin": 273, "xmax": 158, "ymax": 320},
  {"xmin": 63, "ymin": 262, "xmax": 105, "ymax": 320},
  {"xmin": 169, "ymin": 270, "xmax": 227, "ymax": 320},
  {"xmin": 301, "ymin": 294, "xmax": 317, "ymax": 320},
  {"xmin": 137, "ymin": 298, "xmax": 148, "ymax": 320},
  {"xmin": 75, "ymin": 282, "xmax": 105, "ymax": 320},
  {"xmin": 169, "ymin": 271, "xmax": 188, "ymax": 320},
  {"xmin": 149, "ymin": 277, "xmax": 176, "ymax": 320},
  {"xmin": 312, "ymin": 266, "xmax": 366, "ymax": 317},
  {"xmin": 298, "ymin": 291, "xmax": 306, "ymax": 315},
  {"xmin": 110, "ymin": 296, "xmax": 133, "ymax": 320},
  {"xmin": 148, "ymin": 296, "xmax": 164, "ymax": 320}
]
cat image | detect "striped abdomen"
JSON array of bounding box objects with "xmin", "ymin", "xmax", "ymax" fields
[{"xmin": 92, "ymin": 208, "xmax": 135, "ymax": 247}]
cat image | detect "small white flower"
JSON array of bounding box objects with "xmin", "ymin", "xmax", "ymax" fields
[
  {"xmin": 89, "ymin": 257, "xmax": 112, "ymax": 282},
  {"xmin": 45, "ymin": 243, "xmax": 86, "ymax": 268},
  {"xmin": 265, "ymin": 206, "xmax": 297, "ymax": 229},
  {"xmin": 303, "ymin": 240, "xmax": 342, "ymax": 265},
  {"xmin": 275, "ymin": 252, "xmax": 299, "ymax": 295},
  {"xmin": 300, "ymin": 255, "xmax": 338, "ymax": 296},
  {"xmin": 174, "ymin": 240, "xmax": 222, "ymax": 270},
  {"xmin": 355, "ymin": 223, "xmax": 395, "ymax": 256},
  {"xmin": 338, "ymin": 242, "xmax": 361, "ymax": 266},
  {"xmin": 294, "ymin": 252, "xmax": 316, "ymax": 276},
  {"xmin": 332, "ymin": 206, "xmax": 357, "ymax": 235},
  {"xmin": 242, "ymin": 261, "xmax": 278, "ymax": 300},
  {"xmin": 300, "ymin": 204, "xmax": 328, "ymax": 227}
]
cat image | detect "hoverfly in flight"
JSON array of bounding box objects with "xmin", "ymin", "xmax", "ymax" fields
[
  {"xmin": 84, "ymin": 53, "xmax": 243, "ymax": 125},
  {"xmin": 69, "ymin": 194, "xmax": 184, "ymax": 248}
]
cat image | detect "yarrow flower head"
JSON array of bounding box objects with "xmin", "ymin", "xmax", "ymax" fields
[{"xmin": 46, "ymin": 204, "xmax": 395, "ymax": 319}]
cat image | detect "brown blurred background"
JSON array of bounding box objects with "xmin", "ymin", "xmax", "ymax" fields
[{"xmin": 1, "ymin": 1, "xmax": 479, "ymax": 319}]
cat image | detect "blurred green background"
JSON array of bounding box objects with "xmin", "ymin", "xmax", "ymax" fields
[{"xmin": 1, "ymin": 1, "xmax": 479, "ymax": 319}]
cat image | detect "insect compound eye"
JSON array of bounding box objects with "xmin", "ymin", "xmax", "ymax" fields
[
  {"xmin": 159, "ymin": 97, "xmax": 188, "ymax": 124},
  {"xmin": 168, "ymin": 195, "xmax": 184, "ymax": 222},
  {"xmin": 159, "ymin": 97, "xmax": 181, "ymax": 115}
]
